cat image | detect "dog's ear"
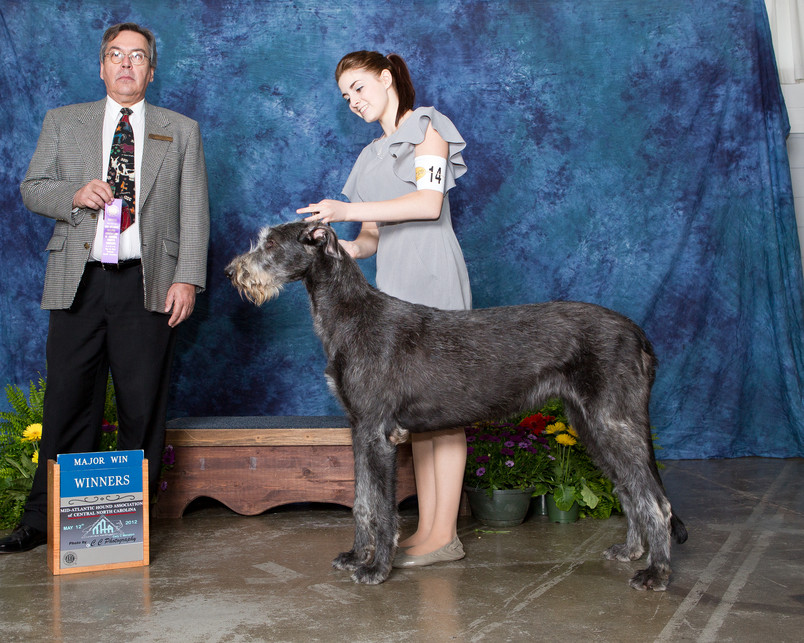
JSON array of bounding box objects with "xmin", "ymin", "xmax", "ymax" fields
[{"xmin": 299, "ymin": 223, "xmax": 343, "ymax": 259}]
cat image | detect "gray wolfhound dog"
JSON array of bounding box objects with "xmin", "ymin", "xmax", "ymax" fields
[{"xmin": 226, "ymin": 220, "xmax": 687, "ymax": 590}]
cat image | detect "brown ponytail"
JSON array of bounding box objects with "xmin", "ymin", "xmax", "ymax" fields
[{"xmin": 335, "ymin": 50, "xmax": 416, "ymax": 126}]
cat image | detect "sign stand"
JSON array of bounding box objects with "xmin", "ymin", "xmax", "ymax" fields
[{"xmin": 47, "ymin": 450, "xmax": 149, "ymax": 575}]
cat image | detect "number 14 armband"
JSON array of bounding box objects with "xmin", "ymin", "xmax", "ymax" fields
[{"xmin": 415, "ymin": 155, "xmax": 447, "ymax": 194}]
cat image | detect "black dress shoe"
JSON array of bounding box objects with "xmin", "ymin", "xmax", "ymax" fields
[{"xmin": 0, "ymin": 524, "xmax": 47, "ymax": 553}]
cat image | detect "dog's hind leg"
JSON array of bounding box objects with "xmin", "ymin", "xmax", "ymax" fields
[
  {"xmin": 332, "ymin": 420, "xmax": 398, "ymax": 585},
  {"xmin": 603, "ymin": 485, "xmax": 645, "ymax": 562},
  {"xmin": 603, "ymin": 442, "xmax": 675, "ymax": 590},
  {"xmin": 568, "ymin": 401, "xmax": 676, "ymax": 591},
  {"xmin": 626, "ymin": 483, "xmax": 674, "ymax": 591}
]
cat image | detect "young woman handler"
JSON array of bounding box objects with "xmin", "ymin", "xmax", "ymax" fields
[{"xmin": 298, "ymin": 50, "xmax": 472, "ymax": 567}]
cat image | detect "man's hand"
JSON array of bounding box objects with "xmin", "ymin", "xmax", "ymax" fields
[
  {"xmin": 72, "ymin": 180, "xmax": 114, "ymax": 211},
  {"xmin": 165, "ymin": 283, "xmax": 196, "ymax": 328}
]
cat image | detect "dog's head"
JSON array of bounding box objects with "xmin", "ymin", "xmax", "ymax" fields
[{"xmin": 225, "ymin": 220, "xmax": 344, "ymax": 305}]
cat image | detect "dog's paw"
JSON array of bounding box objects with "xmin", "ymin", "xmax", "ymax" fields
[
  {"xmin": 351, "ymin": 563, "xmax": 391, "ymax": 585},
  {"xmin": 332, "ymin": 551, "xmax": 360, "ymax": 572},
  {"xmin": 603, "ymin": 542, "xmax": 644, "ymax": 562},
  {"xmin": 629, "ymin": 567, "xmax": 669, "ymax": 591}
]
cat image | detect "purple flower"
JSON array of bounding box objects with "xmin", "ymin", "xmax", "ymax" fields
[
  {"xmin": 467, "ymin": 446, "xmax": 475, "ymax": 455},
  {"xmin": 477, "ymin": 455, "xmax": 490, "ymax": 464},
  {"xmin": 466, "ymin": 435, "xmax": 476, "ymax": 443},
  {"xmin": 162, "ymin": 444, "xmax": 175, "ymax": 466},
  {"xmin": 518, "ymin": 441, "xmax": 530, "ymax": 449},
  {"xmin": 548, "ymin": 455, "xmax": 556, "ymax": 460},
  {"xmin": 505, "ymin": 460, "xmax": 515, "ymax": 468},
  {"xmin": 501, "ymin": 447, "xmax": 514, "ymax": 457},
  {"xmin": 504, "ymin": 441, "xmax": 516, "ymax": 448},
  {"xmin": 160, "ymin": 480, "xmax": 168, "ymax": 491},
  {"xmin": 476, "ymin": 467, "xmax": 486, "ymax": 477}
]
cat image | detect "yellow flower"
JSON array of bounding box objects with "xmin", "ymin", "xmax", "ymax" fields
[
  {"xmin": 567, "ymin": 426, "xmax": 578, "ymax": 438},
  {"xmin": 555, "ymin": 433, "xmax": 577, "ymax": 446},
  {"xmin": 545, "ymin": 422, "xmax": 565, "ymax": 434},
  {"xmin": 32, "ymin": 451, "xmax": 39, "ymax": 464},
  {"xmin": 22, "ymin": 423, "xmax": 43, "ymax": 442}
]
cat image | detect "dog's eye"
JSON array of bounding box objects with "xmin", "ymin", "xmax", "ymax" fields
[{"xmin": 264, "ymin": 239, "xmax": 275, "ymax": 249}]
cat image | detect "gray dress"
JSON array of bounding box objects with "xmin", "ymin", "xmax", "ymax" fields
[{"xmin": 342, "ymin": 106, "xmax": 472, "ymax": 311}]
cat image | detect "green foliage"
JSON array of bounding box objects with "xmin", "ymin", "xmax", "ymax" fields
[
  {"xmin": 0, "ymin": 374, "xmax": 118, "ymax": 528},
  {"xmin": 0, "ymin": 453, "xmax": 37, "ymax": 528},
  {"xmin": 0, "ymin": 377, "xmax": 46, "ymax": 529},
  {"xmin": 578, "ymin": 473, "xmax": 621, "ymax": 520},
  {"xmin": 0, "ymin": 376, "xmax": 46, "ymax": 436}
]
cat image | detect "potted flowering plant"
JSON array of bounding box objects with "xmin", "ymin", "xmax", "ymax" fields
[
  {"xmin": 540, "ymin": 415, "xmax": 621, "ymax": 521},
  {"xmin": 543, "ymin": 421, "xmax": 595, "ymax": 518},
  {"xmin": 462, "ymin": 409, "xmax": 555, "ymax": 526}
]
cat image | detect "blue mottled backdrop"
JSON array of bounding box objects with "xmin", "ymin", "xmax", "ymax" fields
[{"xmin": 1, "ymin": 0, "xmax": 802, "ymax": 458}]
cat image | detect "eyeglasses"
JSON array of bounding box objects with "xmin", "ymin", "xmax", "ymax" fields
[{"xmin": 105, "ymin": 49, "xmax": 150, "ymax": 66}]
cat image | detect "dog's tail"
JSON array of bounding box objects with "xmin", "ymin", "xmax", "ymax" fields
[{"xmin": 670, "ymin": 512, "xmax": 688, "ymax": 544}]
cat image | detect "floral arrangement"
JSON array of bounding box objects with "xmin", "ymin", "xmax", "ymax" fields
[
  {"xmin": 0, "ymin": 375, "xmax": 119, "ymax": 529},
  {"xmin": 537, "ymin": 404, "xmax": 622, "ymax": 519},
  {"xmin": 463, "ymin": 399, "xmax": 622, "ymax": 520},
  {"xmin": 464, "ymin": 413, "xmax": 553, "ymax": 493}
]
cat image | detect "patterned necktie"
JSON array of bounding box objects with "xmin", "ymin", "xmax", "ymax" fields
[{"xmin": 108, "ymin": 107, "xmax": 135, "ymax": 232}]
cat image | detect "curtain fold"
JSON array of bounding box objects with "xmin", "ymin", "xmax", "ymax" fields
[{"xmin": 766, "ymin": 0, "xmax": 804, "ymax": 82}]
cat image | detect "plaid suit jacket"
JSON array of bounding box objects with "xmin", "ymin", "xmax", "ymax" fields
[{"xmin": 20, "ymin": 98, "xmax": 210, "ymax": 312}]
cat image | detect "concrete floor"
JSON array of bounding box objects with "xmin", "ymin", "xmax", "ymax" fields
[{"xmin": 1, "ymin": 458, "xmax": 802, "ymax": 642}]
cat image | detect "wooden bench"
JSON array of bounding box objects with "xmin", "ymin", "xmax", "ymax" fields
[{"xmin": 154, "ymin": 416, "xmax": 417, "ymax": 518}]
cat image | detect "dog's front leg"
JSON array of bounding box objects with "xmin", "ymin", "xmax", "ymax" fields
[{"xmin": 332, "ymin": 421, "xmax": 398, "ymax": 585}]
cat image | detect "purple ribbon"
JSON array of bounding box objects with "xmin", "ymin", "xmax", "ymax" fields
[{"xmin": 101, "ymin": 199, "xmax": 122, "ymax": 264}]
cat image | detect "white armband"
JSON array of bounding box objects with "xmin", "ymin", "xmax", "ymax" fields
[{"xmin": 415, "ymin": 155, "xmax": 447, "ymax": 193}]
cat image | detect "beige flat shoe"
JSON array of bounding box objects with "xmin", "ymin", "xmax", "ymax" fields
[{"xmin": 392, "ymin": 536, "xmax": 465, "ymax": 568}]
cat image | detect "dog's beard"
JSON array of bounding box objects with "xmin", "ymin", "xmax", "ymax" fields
[
  {"xmin": 238, "ymin": 282, "xmax": 281, "ymax": 306},
  {"xmin": 227, "ymin": 259, "xmax": 283, "ymax": 306}
]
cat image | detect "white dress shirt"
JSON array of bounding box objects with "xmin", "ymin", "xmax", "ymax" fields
[{"xmin": 90, "ymin": 96, "xmax": 145, "ymax": 261}]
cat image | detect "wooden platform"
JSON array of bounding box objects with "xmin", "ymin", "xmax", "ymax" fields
[{"xmin": 154, "ymin": 416, "xmax": 417, "ymax": 518}]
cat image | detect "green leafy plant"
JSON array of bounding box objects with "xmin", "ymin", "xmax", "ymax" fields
[
  {"xmin": 540, "ymin": 409, "xmax": 622, "ymax": 519},
  {"xmin": 0, "ymin": 378, "xmax": 46, "ymax": 529},
  {"xmin": 0, "ymin": 374, "xmax": 119, "ymax": 528}
]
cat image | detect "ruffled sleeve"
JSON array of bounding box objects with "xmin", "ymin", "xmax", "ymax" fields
[
  {"xmin": 342, "ymin": 145, "xmax": 372, "ymax": 203},
  {"xmin": 388, "ymin": 106, "xmax": 467, "ymax": 193}
]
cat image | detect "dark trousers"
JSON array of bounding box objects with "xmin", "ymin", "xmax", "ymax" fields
[{"xmin": 22, "ymin": 263, "xmax": 176, "ymax": 531}]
